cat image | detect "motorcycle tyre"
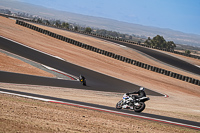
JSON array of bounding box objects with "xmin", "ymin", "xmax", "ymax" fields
[
  {"xmin": 116, "ymin": 100, "xmax": 123, "ymax": 109},
  {"xmin": 134, "ymin": 102, "xmax": 145, "ymax": 113}
]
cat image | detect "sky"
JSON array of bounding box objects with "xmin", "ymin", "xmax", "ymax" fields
[{"xmin": 18, "ymin": 0, "xmax": 200, "ymax": 35}]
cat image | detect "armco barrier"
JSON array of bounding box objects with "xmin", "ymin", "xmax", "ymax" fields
[{"xmin": 15, "ymin": 20, "xmax": 200, "ymax": 86}]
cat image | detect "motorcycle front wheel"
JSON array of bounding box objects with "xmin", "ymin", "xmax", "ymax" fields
[
  {"xmin": 134, "ymin": 102, "xmax": 146, "ymax": 112},
  {"xmin": 116, "ymin": 100, "xmax": 123, "ymax": 109}
]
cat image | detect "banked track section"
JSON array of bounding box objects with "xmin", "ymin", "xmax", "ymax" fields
[
  {"xmin": 0, "ymin": 36, "xmax": 162, "ymax": 96},
  {"xmin": 15, "ymin": 20, "xmax": 200, "ymax": 86},
  {"xmin": 0, "ymin": 88, "xmax": 199, "ymax": 130}
]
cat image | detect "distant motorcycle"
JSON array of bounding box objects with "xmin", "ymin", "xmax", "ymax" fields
[
  {"xmin": 79, "ymin": 75, "xmax": 86, "ymax": 86},
  {"xmin": 116, "ymin": 93, "xmax": 150, "ymax": 112}
]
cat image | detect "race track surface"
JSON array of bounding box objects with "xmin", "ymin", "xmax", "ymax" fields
[{"xmin": 0, "ymin": 36, "xmax": 162, "ymax": 96}]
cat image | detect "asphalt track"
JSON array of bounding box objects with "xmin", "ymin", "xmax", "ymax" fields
[
  {"xmin": 0, "ymin": 36, "xmax": 162, "ymax": 96},
  {"xmin": 0, "ymin": 88, "xmax": 199, "ymax": 130},
  {"xmin": 91, "ymin": 35, "xmax": 200, "ymax": 75}
]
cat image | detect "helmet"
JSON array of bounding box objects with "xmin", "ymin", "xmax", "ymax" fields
[{"xmin": 140, "ymin": 87, "xmax": 145, "ymax": 91}]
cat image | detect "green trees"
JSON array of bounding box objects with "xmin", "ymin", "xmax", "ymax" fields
[
  {"xmin": 185, "ymin": 50, "xmax": 191, "ymax": 55},
  {"xmin": 85, "ymin": 27, "xmax": 92, "ymax": 33},
  {"xmin": 74, "ymin": 26, "xmax": 78, "ymax": 31},
  {"xmin": 144, "ymin": 35, "xmax": 176, "ymax": 50},
  {"xmin": 61, "ymin": 22, "xmax": 69, "ymax": 29}
]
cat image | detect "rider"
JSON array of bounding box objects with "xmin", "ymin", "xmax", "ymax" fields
[
  {"xmin": 122, "ymin": 87, "xmax": 146, "ymax": 109},
  {"xmin": 126, "ymin": 87, "xmax": 146, "ymax": 100},
  {"xmin": 79, "ymin": 75, "xmax": 86, "ymax": 86},
  {"xmin": 79, "ymin": 75, "xmax": 85, "ymax": 81}
]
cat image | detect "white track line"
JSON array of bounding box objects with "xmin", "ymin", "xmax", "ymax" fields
[
  {"xmin": 42, "ymin": 65, "xmax": 78, "ymax": 80},
  {"xmin": 0, "ymin": 90, "xmax": 199, "ymax": 130},
  {"xmin": 195, "ymin": 65, "xmax": 200, "ymax": 68}
]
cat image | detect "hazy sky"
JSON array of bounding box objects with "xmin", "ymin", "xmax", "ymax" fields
[{"xmin": 18, "ymin": 0, "xmax": 200, "ymax": 35}]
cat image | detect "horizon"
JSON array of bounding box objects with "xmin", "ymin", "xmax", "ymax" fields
[{"xmin": 13, "ymin": 0, "xmax": 200, "ymax": 35}]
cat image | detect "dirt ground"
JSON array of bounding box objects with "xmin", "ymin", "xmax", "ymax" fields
[
  {"xmin": 0, "ymin": 52, "xmax": 54, "ymax": 77},
  {"xmin": 0, "ymin": 16, "xmax": 200, "ymax": 132},
  {"xmin": 1, "ymin": 94, "xmax": 198, "ymax": 133}
]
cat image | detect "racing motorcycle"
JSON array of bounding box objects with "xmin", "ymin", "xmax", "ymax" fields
[
  {"xmin": 79, "ymin": 75, "xmax": 86, "ymax": 86},
  {"xmin": 116, "ymin": 93, "xmax": 150, "ymax": 112}
]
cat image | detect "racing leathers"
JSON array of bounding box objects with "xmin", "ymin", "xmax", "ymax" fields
[{"xmin": 126, "ymin": 89, "xmax": 146, "ymax": 100}]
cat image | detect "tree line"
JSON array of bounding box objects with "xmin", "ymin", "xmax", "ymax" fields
[{"xmin": 144, "ymin": 35, "xmax": 176, "ymax": 50}]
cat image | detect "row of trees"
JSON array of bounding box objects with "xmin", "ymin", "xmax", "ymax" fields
[{"xmin": 144, "ymin": 35, "xmax": 176, "ymax": 50}]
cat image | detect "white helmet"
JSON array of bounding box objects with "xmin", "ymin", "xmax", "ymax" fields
[{"xmin": 140, "ymin": 87, "xmax": 145, "ymax": 91}]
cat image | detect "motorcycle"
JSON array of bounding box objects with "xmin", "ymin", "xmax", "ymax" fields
[
  {"xmin": 116, "ymin": 93, "xmax": 150, "ymax": 112},
  {"xmin": 79, "ymin": 75, "xmax": 86, "ymax": 86}
]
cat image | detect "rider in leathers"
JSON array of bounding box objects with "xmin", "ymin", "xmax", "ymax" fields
[{"xmin": 126, "ymin": 87, "xmax": 146, "ymax": 100}]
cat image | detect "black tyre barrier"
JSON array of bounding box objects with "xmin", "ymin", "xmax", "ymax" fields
[
  {"xmin": 116, "ymin": 55, "xmax": 121, "ymax": 60},
  {"xmin": 114, "ymin": 54, "xmax": 118, "ymax": 59},
  {"xmin": 70, "ymin": 39, "xmax": 74, "ymax": 44},
  {"xmin": 96, "ymin": 49, "xmax": 100, "ymax": 53},
  {"xmin": 103, "ymin": 51, "xmax": 107, "ymax": 56},
  {"xmin": 106, "ymin": 51, "xmax": 110, "ymax": 56},
  {"xmin": 32, "ymin": 26, "xmax": 36, "ymax": 31},
  {"xmin": 16, "ymin": 20, "xmax": 19, "ymax": 24},
  {"xmin": 120, "ymin": 56, "xmax": 125, "ymax": 61},
  {"xmin": 65, "ymin": 38, "xmax": 69, "ymax": 42},
  {"xmin": 195, "ymin": 80, "xmax": 200, "ymax": 85},
  {"xmin": 185, "ymin": 76, "xmax": 189, "ymax": 82},
  {"xmin": 134, "ymin": 61, "xmax": 138, "ymax": 66},
  {"xmin": 90, "ymin": 46, "xmax": 95, "ymax": 51},
  {"xmin": 73, "ymin": 41, "xmax": 78, "ymax": 46},
  {"xmin": 15, "ymin": 20, "xmax": 200, "ymax": 86},
  {"xmin": 110, "ymin": 53, "xmax": 115, "ymax": 58},
  {"xmin": 78, "ymin": 42, "xmax": 82, "ymax": 47},
  {"xmin": 81, "ymin": 43, "xmax": 86, "ymax": 48},
  {"xmin": 85, "ymin": 45, "xmax": 89, "ymax": 50},
  {"xmin": 61, "ymin": 36, "xmax": 65, "ymax": 41},
  {"xmin": 58, "ymin": 35, "xmax": 62, "ymax": 40},
  {"xmin": 150, "ymin": 66, "xmax": 155, "ymax": 71},
  {"xmin": 53, "ymin": 34, "xmax": 57, "ymax": 38},
  {"xmin": 93, "ymin": 48, "xmax": 98, "ymax": 52},
  {"xmin": 67, "ymin": 38, "xmax": 71, "ymax": 43},
  {"xmin": 125, "ymin": 58, "xmax": 131, "ymax": 63}
]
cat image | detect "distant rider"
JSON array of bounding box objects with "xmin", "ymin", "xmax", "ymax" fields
[{"xmin": 79, "ymin": 75, "xmax": 85, "ymax": 81}]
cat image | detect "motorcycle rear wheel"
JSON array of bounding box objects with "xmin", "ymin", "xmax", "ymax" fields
[
  {"xmin": 116, "ymin": 100, "xmax": 123, "ymax": 109},
  {"xmin": 134, "ymin": 102, "xmax": 145, "ymax": 112}
]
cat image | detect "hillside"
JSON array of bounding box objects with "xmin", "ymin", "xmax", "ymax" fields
[{"xmin": 0, "ymin": 0, "xmax": 200, "ymax": 47}]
